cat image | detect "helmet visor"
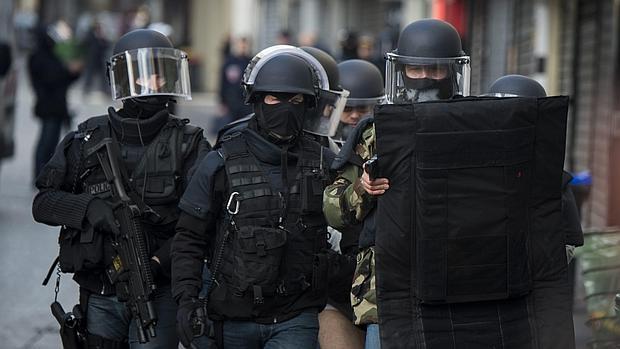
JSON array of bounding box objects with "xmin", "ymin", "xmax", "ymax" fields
[
  {"xmin": 385, "ymin": 53, "xmax": 470, "ymax": 104},
  {"xmin": 303, "ymin": 88, "xmax": 349, "ymax": 137},
  {"xmin": 108, "ymin": 47, "xmax": 191, "ymax": 101}
]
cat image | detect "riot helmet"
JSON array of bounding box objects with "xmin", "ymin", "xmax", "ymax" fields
[
  {"xmin": 486, "ymin": 74, "xmax": 547, "ymax": 97},
  {"xmin": 333, "ymin": 59, "xmax": 385, "ymax": 143},
  {"xmin": 299, "ymin": 46, "xmax": 349, "ymax": 138},
  {"xmin": 107, "ymin": 29, "xmax": 191, "ymax": 102},
  {"xmin": 243, "ymin": 48, "xmax": 322, "ymax": 143},
  {"xmin": 385, "ymin": 19, "xmax": 470, "ymax": 103}
]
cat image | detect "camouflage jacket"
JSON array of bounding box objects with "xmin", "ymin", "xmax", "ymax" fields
[
  {"xmin": 323, "ymin": 122, "xmax": 376, "ymax": 228},
  {"xmin": 323, "ymin": 121, "xmax": 378, "ymax": 325}
]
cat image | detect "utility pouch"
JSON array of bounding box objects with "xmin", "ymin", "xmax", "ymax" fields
[
  {"xmin": 58, "ymin": 226, "xmax": 106, "ymax": 273},
  {"xmin": 232, "ymin": 226, "xmax": 287, "ymax": 292},
  {"xmin": 300, "ymin": 171, "xmax": 325, "ymax": 214}
]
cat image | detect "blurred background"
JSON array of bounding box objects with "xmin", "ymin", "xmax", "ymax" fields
[{"xmin": 0, "ymin": 0, "xmax": 618, "ymax": 348}]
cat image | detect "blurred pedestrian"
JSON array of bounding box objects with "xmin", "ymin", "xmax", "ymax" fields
[
  {"xmin": 214, "ymin": 36, "xmax": 252, "ymax": 132},
  {"xmin": 0, "ymin": 41, "xmax": 11, "ymax": 77},
  {"xmin": 339, "ymin": 30, "xmax": 358, "ymax": 61},
  {"xmin": 81, "ymin": 20, "xmax": 109, "ymax": 97},
  {"xmin": 356, "ymin": 35, "xmax": 384, "ymax": 78},
  {"xmin": 276, "ymin": 29, "xmax": 292, "ymax": 45},
  {"xmin": 28, "ymin": 23, "xmax": 81, "ymax": 180}
]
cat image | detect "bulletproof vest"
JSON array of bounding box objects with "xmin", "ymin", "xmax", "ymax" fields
[
  {"xmin": 77, "ymin": 115, "xmax": 202, "ymax": 228},
  {"xmin": 207, "ymin": 131, "xmax": 330, "ymax": 321},
  {"xmin": 373, "ymin": 97, "xmax": 570, "ymax": 347}
]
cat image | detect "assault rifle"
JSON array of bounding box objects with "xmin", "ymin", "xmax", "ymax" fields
[{"xmin": 88, "ymin": 137, "xmax": 158, "ymax": 343}]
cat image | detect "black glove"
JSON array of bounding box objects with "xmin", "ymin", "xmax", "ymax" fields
[
  {"xmin": 149, "ymin": 258, "xmax": 162, "ymax": 281},
  {"xmin": 85, "ymin": 199, "xmax": 120, "ymax": 235},
  {"xmin": 176, "ymin": 297, "xmax": 205, "ymax": 348}
]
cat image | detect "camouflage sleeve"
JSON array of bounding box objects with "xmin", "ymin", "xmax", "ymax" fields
[{"xmin": 323, "ymin": 124, "xmax": 376, "ymax": 229}]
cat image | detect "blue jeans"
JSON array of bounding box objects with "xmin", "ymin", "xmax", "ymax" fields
[
  {"xmin": 222, "ymin": 310, "xmax": 319, "ymax": 349},
  {"xmin": 365, "ymin": 324, "xmax": 381, "ymax": 349},
  {"xmin": 87, "ymin": 285, "xmax": 178, "ymax": 348}
]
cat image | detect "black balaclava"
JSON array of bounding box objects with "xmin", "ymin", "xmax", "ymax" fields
[
  {"xmin": 108, "ymin": 106, "xmax": 169, "ymax": 145},
  {"xmin": 121, "ymin": 95, "xmax": 171, "ymax": 119},
  {"xmin": 400, "ymin": 64, "xmax": 456, "ymax": 102},
  {"xmin": 254, "ymin": 93, "xmax": 307, "ymax": 144}
]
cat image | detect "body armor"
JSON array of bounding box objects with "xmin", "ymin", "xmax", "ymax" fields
[{"xmin": 207, "ymin": 131, "xmax": 331, "ymax": 322}]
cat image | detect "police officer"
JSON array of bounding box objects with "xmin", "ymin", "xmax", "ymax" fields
[
  {"xmin": 171, "ymin": 49, "xmax": 335, "ymax": 348},
  {"xmin": 323, "ymin": 19, "xmax": 469, "ymax": 349},
  {"xmin": 32, "ymin": 29, "xmax": 209, "ymax": 348},
  {"xmin": 332, "ymin": 59, "xmax": 385, "ymax": 145},
  {"xmin": 213, "ymin": 45, "xmax": 347, "ymax": 153},
  {"xmin": 486, "ymin": 74, "xmax": 584, "ymax": 262},
  {"xmin": 384, "ymin": 19, "xmax": 470, "ymax": 104}
]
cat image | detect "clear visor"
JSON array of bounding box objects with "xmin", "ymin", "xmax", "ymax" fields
[
  {"xmin": 242, "ymin": 45, "xmax": 330, "ymax": 91},
  {"xmin": 385, "ymin": 53, "xmax": 470, "ymax": 104},
  {"xmin": 108, "ymin": 47, "xmax": 192, "ymax": 101},
  {"xmin": 303, "ymin": 88, "xmax": 349, "ymax": 137},
  {"xmin": 330, "ymin": 102, "xmax": 377, "ymax": 144}
]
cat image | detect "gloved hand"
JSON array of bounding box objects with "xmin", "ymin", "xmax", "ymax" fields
[
  {"xmin": 149, "ymin": 257, "xmax": 162, "ymax": 281},
  {"xmin": 85, "ymin": 199, "xmax": 120, "ymax": 235},
  {"xmin": 176, "ymin": 297, "xmax": 205, "ymax": 348}
]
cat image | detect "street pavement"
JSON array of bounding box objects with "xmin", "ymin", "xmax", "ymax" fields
[{"xmin": 0, "ymin": 56, "xmax": 593, "ymax": 348}]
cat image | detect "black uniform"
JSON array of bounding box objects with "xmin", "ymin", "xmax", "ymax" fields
[
  {"xmin": 33, "ymin": 106, "xmax": 209, "ymax": 348},
  {"xmin": 172, "ymin": 117, "xmax": 335, "ymax": 321},
  {"xmin": 34, "ymin": 107, "xmax": 209, "ymax": 292}
]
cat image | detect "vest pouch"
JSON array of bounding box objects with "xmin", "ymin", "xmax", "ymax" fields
[
  {"xmin": 133, "ymin": 174, "xmax": 179, "ymax": 206},
  {"xmin": 414, "ymin": 127, "xmax": 534, "ymax": 304},
  {"xmin": 58, "ymin": 226, "xmax": 106, "ymax": 273},
  {"xmin": 232, "ymin": 226, "xmax": 287, "ymax": 293},
  {"xmin": 300, "ymin": 171, "xmax": 325, "ymax": 214}
]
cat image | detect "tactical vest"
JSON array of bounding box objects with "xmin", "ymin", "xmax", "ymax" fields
[
  {"xmin": 207, "ymin": 132, "xmax": 330, "ymax": 321},
  {"xmin": 78, "ymin": 115, "xmax": 203, "ymax": 229}
]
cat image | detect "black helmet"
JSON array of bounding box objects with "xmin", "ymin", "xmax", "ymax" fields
[
  {"xmin": 396, "ymin": 19, "xmax": 465, "ymax": 58},
  {"xmin": 385, "ymin": 18, "xmax": 470, "ymax": 104},
  {"xmin": 487, "ymin": 74, "xmax": 547, "ymax": 97},
  {"xmin": 330, "ymin": 59, "xmax": 385, "ymax": 144},
  {"xmin": 299, "ymin": 46, "xmax": 350, "ymax": 137},
  {"xmin": 338, "ymin": 59, "xmax": 384, "ymax": 105},
  {"xmin": 113, "ymin": 29, "xmax": 173, "ymax": 54},
  {"xmin": 246, "ymin": 53, "xmax": 317, "ymax": 103},
  {"xmin": 300, "ymin": 46, "xmax": 341, "ymax": 91},
  {"xmin": 108, "ymin": 29, "xmax": 191, "ymax": 101}
]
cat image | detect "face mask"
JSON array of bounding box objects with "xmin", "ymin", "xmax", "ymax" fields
[
  {"xmin": 256, "ymin": 101, "xmax": 306, "ymax": 142},
  {"xmin": 123, "ymin": 96, "xmax": 170, "ymax": 118},
  {"xmin": 402, "ymin": 76, "xmax": 454, "ymax": 102}
]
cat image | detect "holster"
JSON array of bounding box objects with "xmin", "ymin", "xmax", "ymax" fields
[{"xmin": 51, "ymin": 300, "xmax": 86, "ymax": 349}]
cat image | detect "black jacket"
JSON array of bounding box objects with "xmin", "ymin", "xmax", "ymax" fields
[
  {"xmin": 171, "ymin": 118, "xmax": 335, "ymax": 321},
  {"xmin": 28, "ymin": 33, "xmax": 80, "ymax": 120},
  {"xmin": 32, "ymin": 109, "xmax": 210, "ymax": 294}
]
